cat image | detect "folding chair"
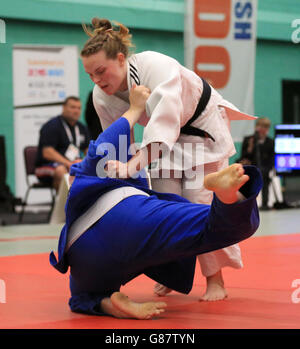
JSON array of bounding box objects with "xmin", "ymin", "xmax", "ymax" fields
[{"xmin": 19, "ymin": 146, "xmax": 56, "ymax": 223}]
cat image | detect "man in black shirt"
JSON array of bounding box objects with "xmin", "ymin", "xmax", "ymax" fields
[
  {"xmin": 35, "ymin": 96, "xmax": 90, "ymax": 191},
  {"xmin": 239, "ymin": 118, "xmax": 274, "ymax": 210}
]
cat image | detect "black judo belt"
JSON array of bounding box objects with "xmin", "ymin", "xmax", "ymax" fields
[{"xmin": 180, "ymin": 78, "xmax": 215, "ymax": 142}]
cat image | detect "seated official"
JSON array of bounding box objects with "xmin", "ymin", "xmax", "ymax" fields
[{"xmin": 35, "ymin": 96, "xmax": 90, "ymax": 191}]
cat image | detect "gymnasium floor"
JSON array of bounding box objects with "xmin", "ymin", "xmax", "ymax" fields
[{"xmin": 0, "ymin": 209, "xmax": 300, "ymax": 329}]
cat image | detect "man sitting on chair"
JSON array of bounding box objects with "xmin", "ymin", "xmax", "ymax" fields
[{"xmin": 35, "ymin": 96, "xmax": 90, "ymax": 191}]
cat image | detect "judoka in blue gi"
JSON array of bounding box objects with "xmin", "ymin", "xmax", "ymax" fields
[{"xmin": 50, "ymin": 86, "xmax": 262, "ymax": 320}]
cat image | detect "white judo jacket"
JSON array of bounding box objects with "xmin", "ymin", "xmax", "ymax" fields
[{"xmin": 93, "ymin": 51, "xmax": 255, "ymax": 170}]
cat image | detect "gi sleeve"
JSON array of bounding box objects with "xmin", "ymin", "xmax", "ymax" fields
[
  {"xmin": 70, "ymin": 117, "xmax": 131, "ymax": 177},
  {"xmin": 140, "ymin": 53, "xmax": 184, "ymax": 151},
  {"xmin": 68, "ymin": 292, "xmax": 113, "ymax": 316},
  {"xmin": 204, "ymin": 165, "xmax": 262, "ymax": 251}
]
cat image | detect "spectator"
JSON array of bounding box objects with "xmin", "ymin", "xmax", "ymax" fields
[
  {"xmin": 35, "ymin": 96, "xmax": 90, "ymax": 191},
  {"xmin": 238, "ymin": 117, "xmax": 274, "ymax": 210}
]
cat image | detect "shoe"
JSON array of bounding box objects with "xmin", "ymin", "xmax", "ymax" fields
[
  {"xmin": 260, "ymin": 206, "xmax": 270, "ymax": 211},
  {"xmin": 273, "ymin": 201, "xmax": 294, "ymax": 209}
]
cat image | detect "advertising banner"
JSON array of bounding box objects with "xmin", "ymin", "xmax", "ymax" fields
[
  {"xmin": 185, "ymin": 0, "xmax": 257, "ymax": 142},
  {"xmin": 13, "ymin": 45, "xmax": 79, "ymax": 202}
]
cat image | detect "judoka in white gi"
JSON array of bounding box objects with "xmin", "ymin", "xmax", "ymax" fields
[{"xmin": 80, "ymin": 18, "xmax": 257, "ymax": 301}]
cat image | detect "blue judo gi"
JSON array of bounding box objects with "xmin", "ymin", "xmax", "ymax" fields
[{"xmin": 50, "ymin": 117, "xmax": 262, "ymax": 315}]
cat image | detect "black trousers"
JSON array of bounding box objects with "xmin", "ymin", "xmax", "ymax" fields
[{"xmin": 261, "ymin": 168, "xmax": 271, "ymax": 207}]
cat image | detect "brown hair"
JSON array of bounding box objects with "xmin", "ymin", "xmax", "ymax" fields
[
  {"xmin": 63, "ymin": 96, "xmax": 80, "ymax": 105},
  {"xmin": 81, "ymin": 18, "xmax": 134, "ymax": 59}
]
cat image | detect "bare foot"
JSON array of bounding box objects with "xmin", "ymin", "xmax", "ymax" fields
[
  {"xmin": 101, "ymin": 297, "xmax": 133, "ymax": 319},
  {"xmin": 204, "ymin": 164, "xmax": 249, "ymax": 204},
  {"xmin": 199, "ymin": 270, "xmax": 228, "ymax": 302},
  {"xmin": 110, "ymin": 292, "xmax": 167, "ymax": 320},
  {"xmin": 154, "ymin": 283, "xmax": 173, "ymax": 297}
]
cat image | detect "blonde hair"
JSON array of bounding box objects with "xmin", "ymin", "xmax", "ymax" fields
[
  {"xmin": 256, "ymin": 117, "xmax": 271, "ymax": 128},
  {"xmin": 81, "ymin": 18, "xmax": 134, "ymax": 59}
]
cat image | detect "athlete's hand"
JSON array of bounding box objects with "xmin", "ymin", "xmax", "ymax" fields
[
  {"xmin": 104, "ymin": 160, "xmax": 129, "ymax": 179},
  {"xmin": 129, "ymin": 84, "xmax": 151, "ymax": 113}
]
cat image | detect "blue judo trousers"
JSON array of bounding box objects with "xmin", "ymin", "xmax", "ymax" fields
[{"xmin": 50, "ymin": 117, "xmax": 262, "ymax": 315}]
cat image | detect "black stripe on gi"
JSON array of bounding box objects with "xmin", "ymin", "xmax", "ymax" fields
[{"xmin": 129, "ymin": 64, "xmax": 140, "ymax": 85}]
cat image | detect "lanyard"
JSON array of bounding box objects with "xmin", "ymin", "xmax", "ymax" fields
[{"xmin": 61, "ymin": 119, "xmax": 80, "ymax": 148}]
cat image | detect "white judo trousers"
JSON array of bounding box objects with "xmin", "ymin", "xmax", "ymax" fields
[
  {"xmin": 150, "ymin": 157, "xmax": 243, "ymax": 277},
  {"xmin": 149, "ymin": 102, "xmax": 243, "ymax": 277}
]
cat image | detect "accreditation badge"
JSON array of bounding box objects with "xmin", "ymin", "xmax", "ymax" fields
[{"xmin": 65, "ymin": 144, "xmax": 80, "ymax": 161}]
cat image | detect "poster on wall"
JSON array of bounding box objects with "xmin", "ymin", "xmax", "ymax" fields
[
  {"xmin": 184, "ymin": 0, "xmax": 257, "ymax": 142},
  {"xmin": 13, "ymin": 45, "xmax": 79, "ymax": 203}
]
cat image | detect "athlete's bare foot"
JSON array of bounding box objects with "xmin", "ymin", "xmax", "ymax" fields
[
  {"xmin": 154, "ymin": 283, "xmax": 172, "ymax": 297},
  {"xmin": 199, "ymin": 270, "xmax": 228, "ymax": 302},
  {"xmin": 110, "ymin": 292, "xmax": 167, "ymax": 320},
  {"xmin": 204, "ymin": 164, "xmax": 249, "ymax": 204},
  {"xmin": 101, "ymin": 296, "xmax": 133, "ymax": 319}
]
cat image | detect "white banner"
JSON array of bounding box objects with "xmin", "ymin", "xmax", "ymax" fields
[
  {"xmin": 13, "ymin": 45, "xmax": 79, "ymax": 203},
  {"xmin": 13, "ymin": 45, "xmax": 79, "ymax": 107},
  {"xmin": 184, "ymin": 0, "xmax": 257, "ymax": 142}
]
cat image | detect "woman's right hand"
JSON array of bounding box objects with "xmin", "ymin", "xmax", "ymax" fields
[
  {"xmin": 129, "ymin": 84, "xmax": 151, "ymax": 113},
  {"xmin": 123, "ymin": 84, "xmax": 151, "ymax": 129}
]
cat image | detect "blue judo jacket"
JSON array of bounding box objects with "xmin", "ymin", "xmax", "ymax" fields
[{"xmin": 50, "ymin": 117, "xmax": 197, "ymax": 295}]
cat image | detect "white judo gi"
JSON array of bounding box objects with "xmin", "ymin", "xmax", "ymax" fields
[{"xmin": 93, "ymin": 50, "xmax": 255, "ymax": 277}]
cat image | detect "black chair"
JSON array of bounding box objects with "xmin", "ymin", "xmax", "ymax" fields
[{"xmin": 19, "ymin": 146, "xmax": 56, "ymax": 223}]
